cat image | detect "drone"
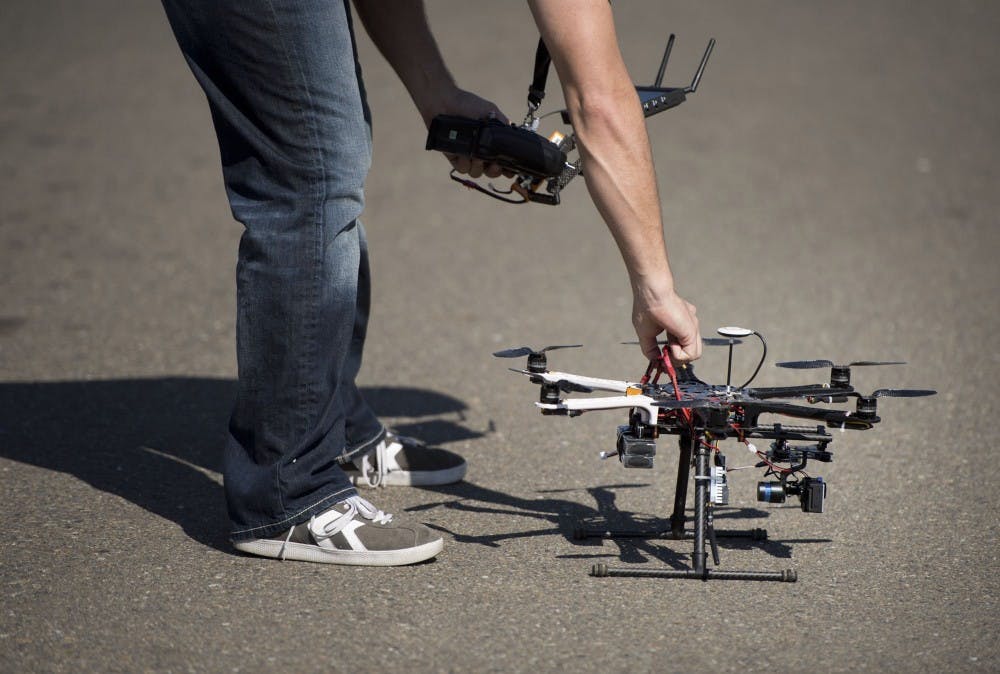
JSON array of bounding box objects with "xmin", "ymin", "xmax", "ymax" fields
[
  {"xmin": 426, "ymin": 33, "xmax": 715, "ymax": 205},
  {"xmin": 495, "ymin": 327, "xmax": 935, "ymax": 582}
]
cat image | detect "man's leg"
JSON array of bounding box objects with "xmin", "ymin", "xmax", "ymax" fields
[
  {"xmin": 162, "ymin": 0, "xmax": 373, "ymax": 540},
  {"xmin": 338, "ymin": 219, "xmax": 385, "ymax": 462},
  {"xmin": 336, "ymin": 220, "xmax": 467, "ymax": 488}
]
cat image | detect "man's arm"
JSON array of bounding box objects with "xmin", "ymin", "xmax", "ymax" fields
[
  {"xmin": 352, "ymin": 0, "xmax": 505, "ymax": 179},
  {"xmin": 527, "ymin": 0, "xmax": 701, "ymax": 363}
]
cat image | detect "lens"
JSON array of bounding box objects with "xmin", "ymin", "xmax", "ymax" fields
[{"xmin": 757, "ymin": 481, "xmax": 786, "ymax": 503}]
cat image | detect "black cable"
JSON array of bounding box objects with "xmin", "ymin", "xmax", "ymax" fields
[{"xmin": 737, "ymin": 331, "xmax": 768, "ymax": 388}]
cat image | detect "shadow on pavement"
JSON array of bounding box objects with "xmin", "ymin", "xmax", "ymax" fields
[
  {"xmin": 0, "ymin": 377, "xmax": 821, "ymax": 566},
  {"xmin": 409, "ymin": 480, "xmax": 791, "ymax": 568},
  {"xmin": 0, "ymin": 378, "xmax": 478, "ymax": 553}
]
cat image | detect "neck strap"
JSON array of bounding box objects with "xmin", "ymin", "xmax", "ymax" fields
[{"xmin": 527, "ymin": 38, "xmax": 551, "ymax": 112}]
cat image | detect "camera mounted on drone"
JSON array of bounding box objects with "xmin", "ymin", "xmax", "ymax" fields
[{"xmin": 425, "ymin": 33, "xmax": 715, "ymax": 204}]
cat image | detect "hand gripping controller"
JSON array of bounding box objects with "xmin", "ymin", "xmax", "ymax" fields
[
  {"xmin": 426, "ymin": 33, "xmax": 714, "ymax": 205},
  {"xmin": 425, "ymin": 115, "xmax": 566, "ymax": 180}
]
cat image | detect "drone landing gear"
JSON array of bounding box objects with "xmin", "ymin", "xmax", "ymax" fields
[{"xmin": 576, "ymin": 433, "xmax": 797, "ymax": 582}]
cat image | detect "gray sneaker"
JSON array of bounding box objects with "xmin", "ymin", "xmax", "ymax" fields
[
  {"xmin": 232, "ymin": 495, "xmax": 443, "ymax": 566},
  {"xmin": 346, "ymin": 431, "xmax": 467, "ymax": 488}
]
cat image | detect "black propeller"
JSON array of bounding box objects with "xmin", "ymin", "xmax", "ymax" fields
[
  {"xmin": 703, "ymin": 337, "xmax": 744, "ymax": 346},
  {"xmin": 776, "ymin": 359, "xmax": 905, "ymax": 369},
  {"xmin": 857, "ymin": 389, "xmax": 936, "ymax": 398},
  {"xmin": 495, "ymin": 344, "xmax": 583, "ymax": 374},
  {"xmin": 776, "ymin": 359, "xmax": 907, "ymax": 387},
  {"xmin": 844, "ymin": 388, "xmax": 936, "ymax": 419},
  {"xmin": 493, "ymin": 344, "xmax": 582, "ymax": 358},
  {"xmin": 620, "ymin": 338, "xmax": 742, "ymax": 347}
]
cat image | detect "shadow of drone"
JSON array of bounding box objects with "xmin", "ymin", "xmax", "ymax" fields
[
  {"xmin": 412, "ymin": 481, "xmax": 684, "ymax": 568},
  {"xmin": 408, "ymin": 480, "xmax": 806, "ymax": 568}
]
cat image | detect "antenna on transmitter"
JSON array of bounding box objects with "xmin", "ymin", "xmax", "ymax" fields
[
  {"xmin": 654, "ymin": 34, "xmax": 676, "ymax": 87},
  {"xmin": 686, "ymin": 38, "xmax": 716, "ymax": 93}
]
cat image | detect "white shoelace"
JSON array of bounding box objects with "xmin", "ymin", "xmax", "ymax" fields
[
  {"xmin": 354, "ymin": 432, "xmax": 426, "ymax": 487},
  {"xmin": 356, "ymin": 438, "xmax": 391, "ymax": 487},
  {"xmin": 277, "ymin": 496, "xmax": 393, "ymax": 560},
  {"xmin": 318, "ymin": 495, "xmax": 394, "ymax": 534}
]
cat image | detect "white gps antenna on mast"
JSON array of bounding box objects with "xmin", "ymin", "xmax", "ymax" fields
[{"xmin": 717, "ymin": 326, "xmax": 755, "ymax": 391}]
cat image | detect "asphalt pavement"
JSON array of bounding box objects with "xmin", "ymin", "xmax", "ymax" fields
[{"xmin": 1, "ymin": 1, "xmax": 998, "ymax": 672}]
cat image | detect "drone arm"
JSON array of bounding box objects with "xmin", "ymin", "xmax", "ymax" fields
[
  {"xmin": 746, "ymin": 385, "xmax": 852, "ymax": 400},
  {"xmin": 511, "ymin": 368, "xmax": 636, "ymax": 393},
  {"xmin": 545, "ymin": 371, "xmax": 637, "ymax": 393},
  {"xmin": 536, "ymin": 395, "xmax": 658, "ymax": 423},
  {"xmin": 741, "ymin": 401, "xmax": 856, "ymax": 427}
]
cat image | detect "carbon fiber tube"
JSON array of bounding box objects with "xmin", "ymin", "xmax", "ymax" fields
[
  {"xmin": 692, "ymin": 442, "xmax": 709, "ymax": 574},
  {"xmin": 671, "ymin": 434, "xmax": 692, "ymax": 538},
  {"xmin": 573, "ymin": 527, "xmax": 681, "ymax": 540},
  {"xmin": 591, "ymin": 564, "xmax": 796, "ymax": 582},
  {"xmin": 573, "ymin": 526, "xmax": 766, "ymax": 541}
]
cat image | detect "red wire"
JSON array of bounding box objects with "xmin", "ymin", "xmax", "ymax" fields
[{"xmin": 659, "ymin": 345, "xmax": 692, "ymax": 424}]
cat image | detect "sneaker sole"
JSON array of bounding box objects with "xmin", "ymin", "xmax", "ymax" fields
[
  {"xmin": 346, "ymin": 462, "xmax": 467, "ymax": 488},
  {"xmin": 233, "ymin": 537, "xmax": 443, "ymax": 566}
]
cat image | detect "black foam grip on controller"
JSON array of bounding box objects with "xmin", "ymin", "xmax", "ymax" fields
[
  {"xmin": 476, "ymin": 124, "xmax": 565, "ymax": 177},
  {"xmin": 426, "ymin": 115, "xmax": 566, "ymax": 178},
  {"xmin": 425, "ymin": 115, "xmax": 482, "ymax": 154}
]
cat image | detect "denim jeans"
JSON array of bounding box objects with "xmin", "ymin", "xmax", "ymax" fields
[{"xmin": 161, "ymin": 0, "xmax": 384, "ymax": 540}]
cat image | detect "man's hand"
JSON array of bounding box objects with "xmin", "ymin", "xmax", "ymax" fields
[
  {"xmin": 351, "ymin": 2, "xmax": 508, "ymax": 179},
  {"xmin": 426, "ymin": 89, "xmax": 509, "ymax": 179},
  {"xmin": 632, "ymin": 288, "xmax": 702, "ymax": 364}
]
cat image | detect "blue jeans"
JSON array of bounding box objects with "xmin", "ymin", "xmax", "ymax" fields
[{"xmin": 162, "ymin": 0, "xmax": 384, "ymax": 540}]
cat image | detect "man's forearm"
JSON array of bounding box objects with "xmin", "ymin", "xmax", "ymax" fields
[
  {"xmin": 528, "ymin": 0, "xmax": 701, "ymax": 362},
  {"xmin": 352, "ymin": 0, "xmax": 456, "ymax": 124},
  {"xmin": 527, "ymin": 0, "xmax": 674, "ymax": 300},
  {"xmin": 573, "ymin": 89, "xmax": 675, "ymax": 303},
  {"xmin": 353, "ymin": 1, "xmax": 507, "ymax": 177}
]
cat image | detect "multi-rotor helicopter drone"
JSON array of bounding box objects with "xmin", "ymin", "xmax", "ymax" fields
[{"xmin": 495, "ymin": 328, "xmax": 935, "ymax": 582}]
